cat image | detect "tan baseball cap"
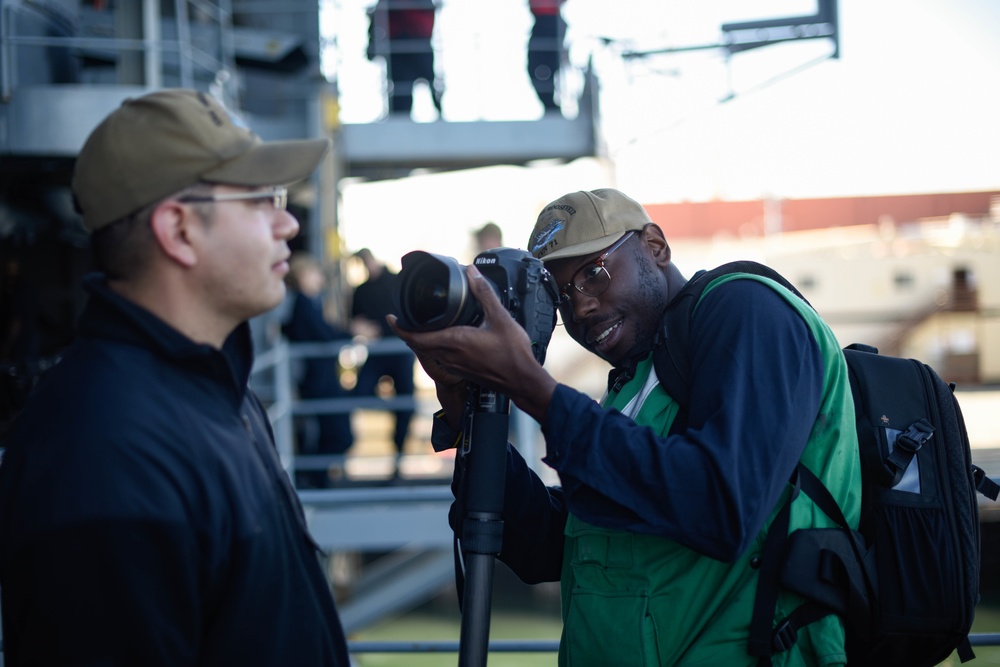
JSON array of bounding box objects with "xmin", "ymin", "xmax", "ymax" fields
[
  {"xmin": 72, "ymin": 88, "xmax": 331, "ymax": 232},
  {"xmin": 527, "ymin": 188, "xmax": 652, "ymax": 261}
]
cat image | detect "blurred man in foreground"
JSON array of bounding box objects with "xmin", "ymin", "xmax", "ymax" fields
[{"xmin": 0, "ymin": 89, "xmax": 350, "ymax": 666}]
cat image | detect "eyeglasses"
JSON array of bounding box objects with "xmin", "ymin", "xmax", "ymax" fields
[
  {"xmin": 557, "ymin": 230, "xmax": 636, "ymax": 308},
  {"xmin": 178, "ymin": 186, "xmax": 288, "ymax": 211}
]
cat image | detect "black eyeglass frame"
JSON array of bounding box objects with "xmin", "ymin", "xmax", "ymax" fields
[{"xmin": 178, "ymin": 186, "xmax": 288, "ymax": 211}]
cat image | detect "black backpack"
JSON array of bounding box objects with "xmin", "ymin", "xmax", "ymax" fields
[{"xmin": 650, "ymin": 260, "xmax": 1000, "ymax": 667}]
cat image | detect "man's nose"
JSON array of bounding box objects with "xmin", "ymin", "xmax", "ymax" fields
[
  {"xmin": 275, "ymin": 208, "xmax": 299, "ymax": 240},
  {"xmin": 567, "ymin": 290, "xmax": 599, "ymax": 322}
]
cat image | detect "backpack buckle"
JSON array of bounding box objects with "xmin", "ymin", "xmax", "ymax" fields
[
  {"xmin": 885, "ymin": 419, "xmax": 934, "ymax": 486},
  {"xmin": 772, "ymin": 618, "xmax": 798, "ymax": 653},
  {"xmin": 895, "ymin": 419, "xmax": 933, "ymax": 454}
]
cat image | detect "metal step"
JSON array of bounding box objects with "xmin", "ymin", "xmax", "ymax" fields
[{"xmin": 336, "ymin": 547, "xmax": 455, "ymax": 634}]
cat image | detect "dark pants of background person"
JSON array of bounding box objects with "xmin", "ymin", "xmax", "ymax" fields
[
  {"xmin": 297, "ymin": 362, "xmax": 354, "ymax": 488},
  {"xmin": 388, "ymin": 51, "xmax": 441, "ymax": 114},
  {"xmin": 527, "ymin": 13, "xmax": 564, "ymax": 112},
  {"xmin": 354, "ymin": 348, "xmax": 416, "ymax": 463}
]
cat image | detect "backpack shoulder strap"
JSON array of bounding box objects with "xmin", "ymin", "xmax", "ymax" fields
[
  {"xmin": 654, "ymin": 260, "xmax": 811, "ymax": 411},
  {"xmin": 649, "ymin": 261, "xmax": 838, "ymax": 665},
  {"xmin": 749, "ymin": 463, "xmax": 876, "ymax": 666}
]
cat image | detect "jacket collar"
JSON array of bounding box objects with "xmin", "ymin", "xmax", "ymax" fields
[{"xmin": 78, "ymin": 273, "xmax": 255, "ymax": 397}]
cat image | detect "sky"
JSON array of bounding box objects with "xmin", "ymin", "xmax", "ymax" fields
[{"xmin": 320, "ymin": 0, "xmax": 1000, "ymax": 264}]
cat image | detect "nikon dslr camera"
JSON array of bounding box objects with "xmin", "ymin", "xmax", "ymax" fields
[{"xmin": 393, "ymin": 247, "xmax": 559, "ymax": 364}]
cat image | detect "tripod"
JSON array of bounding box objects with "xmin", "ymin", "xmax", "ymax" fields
[{"xmin": 455, "ymin": 384, "xmax": 510, "ymax": 667}]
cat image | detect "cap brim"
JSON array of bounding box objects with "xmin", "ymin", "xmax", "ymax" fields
[
  {"xmin": 537, "ymin": 232, "xmax": 629, "ymax": 262},
  {"xmin": 203, "ymin": 137, "xmax": 331, "ymax": 187}
]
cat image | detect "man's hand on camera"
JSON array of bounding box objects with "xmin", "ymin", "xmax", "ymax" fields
[{"xmin": 387, "ymin": 264, "xmax": 556, "ymax": 423}]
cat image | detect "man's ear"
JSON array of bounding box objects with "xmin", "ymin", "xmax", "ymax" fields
[
  {"xmin": 642, "ymin": 223, "xmax": 671, "ymax": 266},
  {"xmin": 149, "ymin": 200, "xmax": 198, "ymax": 268}
]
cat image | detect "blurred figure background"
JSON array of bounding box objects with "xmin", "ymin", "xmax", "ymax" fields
[
  {"xmin": 350, "ymin": 248, "xmax": 416, "ymax": 479},
  {"xmin": 527, "ymin": 0, "xmax": 567, "ymax": 115},
  {"xmin": 366, "ymin": 0, "xmax": 443, "ymax": 118},
  {"xmin": 473, "ymin": 221, "xmax": 504, "ymax": 254},
  {"xmin": 283, "ymin": 253, "xmax": 355, "ymax": 487}
]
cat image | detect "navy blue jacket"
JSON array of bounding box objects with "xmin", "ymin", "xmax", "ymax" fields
[
  {"xmin": 481, "ymin": 279, "xmax": 825, "ymax": 583},
  {"xmin": 282, "ymin": 289, "xmax": 352, "ymax": 398},
  {"xmin": 0, "ymin": 275, "xmax": 350, "ymax": 666}
]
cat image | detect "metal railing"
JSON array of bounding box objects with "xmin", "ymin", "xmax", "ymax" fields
[
  {"xmin": 0, "ymin": 0, "xmax": 236, "ymax": 101},
  {"xmin": 349, "ymin": 639, "xmax": 559, "ymax": 654},
  {"xmin": 251, "ymin": 334, "xmax": 547, "ymax": 485},
  {"xmin": 347, "ymin": 632, "xmax": 1000, "ymax": 653},
  {"xmin": 346, "ymin": 635, "xmax": 1000, "ymax": 655},
  {"xmin": 251, "ymin": 336, "xmax": 423, "ymax": 476},
  {"xmin": 6, "ymin": 636, "xmax": 1000, "ymax": 659}
]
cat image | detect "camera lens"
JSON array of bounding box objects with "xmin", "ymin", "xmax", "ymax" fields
[
  {"xmin": 408, "ymin": 262, "xmax": 452, "ymax": 324},
  {"xmin": 394, "ymin": 251, "xmax": 482, "ymax": 331}
]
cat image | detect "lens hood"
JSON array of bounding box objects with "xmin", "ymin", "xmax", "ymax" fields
[{"xmin": 394, "ymin": 250, "xmax": 483, "ymax": 331}]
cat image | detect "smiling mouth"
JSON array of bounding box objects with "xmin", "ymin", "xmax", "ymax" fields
[{"xmin": 591, "ymin": 320, "xmax": 622, "ymax": 346}]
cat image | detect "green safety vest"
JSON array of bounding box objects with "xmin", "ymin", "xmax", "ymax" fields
[{"xmin": 557, "ymin": 274, "xmax": 860, "ymax": 667}]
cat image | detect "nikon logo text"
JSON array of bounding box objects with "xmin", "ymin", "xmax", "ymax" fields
[{"xmin": 475, "ymin": 257, "xmax": 498, "ymax": 265}]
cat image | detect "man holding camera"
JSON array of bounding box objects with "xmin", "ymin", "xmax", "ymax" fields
[
  {"xmin": 390, "ymin": 188, "xmax": 859, "ymax": 666},
  {"xmin": 0, "ymin": 89, "xmax": 349, "ymax": 666}
]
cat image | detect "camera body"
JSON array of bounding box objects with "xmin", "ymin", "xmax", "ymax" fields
[{"xmin": 393, "ymin": 247, "xmax": 559, "ymax": 364}]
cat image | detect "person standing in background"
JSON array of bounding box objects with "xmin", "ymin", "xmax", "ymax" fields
[
  {"xmin": 351, "ymin": 248, "xmax": 416, "ymax": 479},
  {"xmin": 283, "ymin": 252, "xmax": 355, "ymax": 487},
  {"xmin": 473, "ymin": 221, "xmax": 504, "ymax": 255},
  {"xmin": 366, "ymin": 0, "xmax": 443, "ymax": 117},
  {"xmin": 527, "ymin": 0, "xmax": 567, "ymax": 114}
]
